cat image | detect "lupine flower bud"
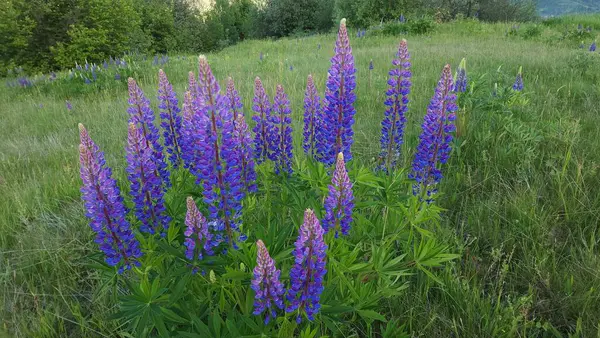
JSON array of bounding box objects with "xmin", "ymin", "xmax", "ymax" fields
[
  {"xmin": 409, "ymin": 65, "xmax": 457, "ymax": 199},
  {"xmin": 454, "ymin": 58, "xmax": 467, "ymax": 93},
  {"xmin": 158, "ymin": 69, "xmax": 183, "ymax": 168},
  {"xmin": 286, "ymin": 209, "xmax": 328, "ymax": 323},
  {"xmin": 268, "ymin": 84, "xmax": 293, "ymax": 175},
  {"xmin": 303, "ymin": 74, "xmax": 321, "ymax": 158},
  {"xmin": 379, "ymin": 39, "xmax": 411, "ymax": 172},
  {"xmin": 78, "ymin": 124, "xmax": 142, "ymax": 273},
  {"xmin": 323, "ymin": 153, "xmax": 354, "ymax": 236},
  {"xmin": 127, "ymin": 78, "xmax": 170, "ymax": 188},
  {"xmin": 184, "ymin": 197, "xmax": 213, "ymax": 261},
  {"xmin": 317, "ymin": 18, "xmax": 357, "ymax": 166},
  {"xmin": 125, "ymin": 123, "xmax": 171, "ymax": 234},
  {"xmin": 512, "ymin": 66, "xmax": 524, "ymax": 92},
  {"xmin": 252, "ymin": 77, "xmax": 272, "ymax": 164},
  {"xmin": 251, "ymin": 240, "xmax": 285, "ymax": 324}
]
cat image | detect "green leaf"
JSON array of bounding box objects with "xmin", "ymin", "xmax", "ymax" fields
[
  {"xmin": 357, "ymin": 309, "xmax": 388, "ymax": 322},
  {"xmin": 225, "ymin": 319, "xmax": 242, "ymax": 337}
]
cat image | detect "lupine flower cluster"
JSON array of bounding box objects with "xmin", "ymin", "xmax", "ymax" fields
[
  {"xmin": 454, "ymin": 58, "xmax": 467, "ymax": 93},
  {"xmin": 513, "ymin": 66, "xmax": 524, "ymax": 92},
  {"xmin": 379, "ymin": 39, "xmax": 411, "ymax": 172},
  {"xmin": 127, "ymin": 78, "xmax": 171, "ymax": 189},
  {"xmin": 252, "ymin": 77, "xmax": 272, "ymax": 164},
  {"xmin": 409, "ymin": 65, "xmax": 457, "ymax": 198},
  {"xmin": 125, "ymin": 123, "xmax": 171, "ymax": 235},
  {"xmin": 317, "ymin": 18, "xmax": 357, "ymax": 165},
  {"xmin": 286, "ymin": 209, "xmax": 328, "ymax": 323},
  {"xmin": 158, "ymin": 69, "xmax": 183, "ymax": 168},
  {"xmin": 323, "ymin": 153, "xmax": 354, "ymax": 237},
  {"xmin": 268, "ymin": 85, "xmax": 293, "ymax": 175},
  {"xmin": 79, "ymin": 124, "xmax": 142, "ymax": 273},
  {"xmin": 251, "ymin": 240, "xmax": 285, "ymax": 324},
  {"xmin": 184, "ymin": 197, "xmax": 213, "ymax": 261},
  {"xmin": 303, "ymin": 74, "xmax": 322, "ymax": 158},
  {"xmin": 193, "ymin": 55, "xmax": 245, "ymax": 248}
]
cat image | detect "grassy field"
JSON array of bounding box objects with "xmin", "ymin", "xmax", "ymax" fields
[{"xmin": 1, "ymin": 15, "xmax": 600, "ymax": 337}]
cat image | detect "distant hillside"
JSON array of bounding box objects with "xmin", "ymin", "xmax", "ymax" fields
[{"xmin": 538, "ymin": 0, "xmax": 600, "ymax": 16}]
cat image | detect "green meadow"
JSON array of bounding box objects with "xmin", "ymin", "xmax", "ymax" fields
[{"xmin": 1, "ymin": 15, "xmax": 600, "ymax": 337}]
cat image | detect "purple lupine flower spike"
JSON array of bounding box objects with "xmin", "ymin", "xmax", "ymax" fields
[
  {"xmin": 453, "ymin": 58, "xmax": 467, "ymax": 93},
  {"xmin": 379, "ymin": 39, "xmax": 411, "ymax": 173},
  {"xmin": 158, "ymin": 69, "xmax": 183, "ymax": 168},
  {"xmin": 78, "ymin": 124, "xmax": 142, "ymax": 273},
  {"xmin": 226, "ymin": 77, "xmax": 243, "ymax": 123},
  {"xmin": 303, "ymin": 74, "xmax": 321, "ymax": 158},
  {"xmin": 194, "ymin": 55, "xmax": 244, "ymax": 248},
  {"xmin": 317, "ymin": 18, "xmax": 357, "ymax": 166},
  {"xmin": 512, "ymin": 66, "xmax": 524, "ymax": 91},
  {"xmin": 409, "ymin": 65, "xmax": 457, "ymax": 199},
  {"xmin": 589, "ymin": 41, "xmax": 597, "ymax": 52},
  {"xmin": 234, "ymin": 114, "xmax": 258, "ymax": 193},
  {"xmin": 184, "ymin": 197, "xmax": 213, "ymax": 261},
  {"xmin": 323, "ymin": 153, "xmax": 354, "ymax": 237},
  {"xmin": 252, "ymin": 77, "xmax": 271, "ymax": 164},
  {"xmin": 127, "ymin": 78, "xmax": 170, "ymax": 188},
  {"xmin": 125, "ymin": 123, "xmax": 171, "ymax": 234},
  {"xmin": 180, "ymin": 91, "xmax": 199, "ymax": 171},
  {"xmin": 188, "ymin": 71, "xmax": 202, "ymax": 106},
  {"xmin": 268, "ymin": 84, "xmax": 293, "ymax": 175},
  {"xmin": 251, "ymin": 240, "xmax": 285, "ymax": 324},
  {"xmin": 286, "ymin": 209, "xmax": 327, "ymax": 323}
]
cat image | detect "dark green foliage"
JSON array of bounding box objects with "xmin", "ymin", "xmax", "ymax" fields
[
  {"xmin": 260, "ymin": 0, "xmax": 331, "ymax": 37},
  {"xmin": 371, "ymin": 18, "xmax": 436, "ymax": 36}
]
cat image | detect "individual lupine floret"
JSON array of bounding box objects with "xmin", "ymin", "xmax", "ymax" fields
[
  {"xmin": 184, "ymin": 197, "xmax": 213, "ymax": 261},
  {"xmin": 252, "ymin": 77, "xmax": 271, "ymax": 164},
  {"xmin": 234, "ymin": 114, "xmax": 258, "ymax": 193},
  {"xmin": 379, "ymin": 39, "xmax": 411, "ymax": 172},
  {"xmin": 317, "ymin": 18, "xmax": 357, "ymax": 166},
  {"xmin": 125, "ymin": 123, "xmax": 171, "ymax": 234},
  {"xmin": 158, "ymin": 69, "xmax": 183, "ymax": 168},
  {"xmin": 78, "ymin": 123, "xmax": 142, "ymax": 273},
  {"xmin": 286, "ymin": 209, "xmax": 327, "ymax": 323},
  {"xmin": 194, "ymin": 55, "xmax": 244, "ymax": 248},
  {"xmin": 251, "ymin": 240, "xmax": 285, "ymax": 324},
  {"xmin": 322, "ymin": 152, "xmax": 354, "ymax": 236},
  {"xmin": 127, "ymin": 78, "xmax": 170, "ymax": 188},
  {"xmin": 268, "ymin": 84, "xmax": 293, "ymax": 175},
  {"xmin": 409, "ymin": 64, "xmax": 457, "ymax": 199},
  {"xmin": 454, "ymin": 58, "xmax": 467, "ymax": 93},
  {"xmin": 512, "ymin": 66, "xmax": 524, "ymax": 92},
  {"xmin": 303, "ymin": 74, "xmax": 321, "ymax": 158}
]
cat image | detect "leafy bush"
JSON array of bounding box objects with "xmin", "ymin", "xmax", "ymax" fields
[{"xmin": 521, "ymin": 24, "xmax": 542, "ymax": 39}]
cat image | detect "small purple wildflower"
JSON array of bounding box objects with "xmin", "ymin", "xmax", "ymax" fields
[
  {"xmin": 322, "ymin": 153, "xmax": 354, "ymax": 237},
  {"xmin": 268, "ymin": 84, "xmax": 293, "ymax": 175},
  {"xmin": 286, "ymin": 209, "xmax": 327, "ymax": 323},
  {"xmin": 259, "ymin": 52, "xmax": 264, "ymax": 61},
  {"xmin": 115, "ymin": 73, "xmax": 121, "ymax": 81},
  {"xmin": 369, "ymin": 59, "xmax": 374, "ymax": 70},
  {"xmin": 184, "ymin": 197, "xmax": 213, "ymax": 261},
  {"xmin": 78, "ymin": 124, "xmax": 142, "ymax": 273},
  {"xmin": 303, "ymin": 74, "xmax": 322, "ymax": 158},
  {"xmin": 251, "ymin": 239, "xmax": 285, "ymax": 324},
  {"xmin": 317, "ymin": 18, "xmax": 357, "ymax": 166},
  {"xmin": 399, "ymin": 13, "xmax": 406, "ymax": 23},
  {"xmin": 158, "ymin": 69, "xmax": 183, "ymax": 168},
  {"xmin": 590, "ymin": 41, "xmax": 597, "ymax": 52},
  {"xmin": 512, "ymin": 66, "xmax": 524, "ymax": 92},
  {"xmin": 252, "ymin": 77, "xmax": 272, "ymax": 164},
  {"xmin": 66, "ymin": 100, "xmax": 72, "ymax": 111},
  {"xmin": 409, "ymin": 64, "xmax": 457, "ymax": 199}
]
